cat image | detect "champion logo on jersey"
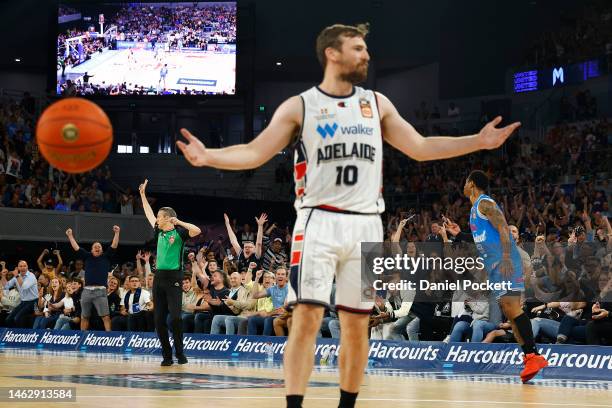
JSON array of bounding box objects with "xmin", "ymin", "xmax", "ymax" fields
[{"xmin": 316, "ymin": 123, "xmax": 338, "ymax": 139}]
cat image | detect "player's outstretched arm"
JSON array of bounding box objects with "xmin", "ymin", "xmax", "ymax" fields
[
  {"xmin": 177, "ymin": 96, "xmax": 302, "ymax": 169},
  {"xmin": 377, "ymin": 92, "xmax": 521, "ymax": 161}
]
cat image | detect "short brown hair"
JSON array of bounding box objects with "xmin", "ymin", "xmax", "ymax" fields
[
  {"xmin": 159, "ymin": 207, "xmax": 177, "ymax": 217},
  {"xmin": 316, "ymin": 23, "xmax": 369, "ymax": 68}
]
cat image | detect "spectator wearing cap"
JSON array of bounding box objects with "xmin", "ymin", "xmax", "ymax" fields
[
  {"xmin": 37, "ymin": 249, "xmax": 63, "ymax": 280},
  {"xmin": 262, "ymin": 237, "xmax": 288, "ymax": 272}
]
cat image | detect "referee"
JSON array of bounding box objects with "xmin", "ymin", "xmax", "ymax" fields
[{"xmin": 139, "ymin": 179, "xmax": 201, "ymax": 366}]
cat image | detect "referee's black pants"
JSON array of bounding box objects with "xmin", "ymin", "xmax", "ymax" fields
[{"xmin": 153, "ymin": 270, "xmax": 184, "ymax": 360}]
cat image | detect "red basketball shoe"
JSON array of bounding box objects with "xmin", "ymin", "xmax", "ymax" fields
[{"xmin": 520, "ymin": 353, "xmax": 548, "ymax": 383}]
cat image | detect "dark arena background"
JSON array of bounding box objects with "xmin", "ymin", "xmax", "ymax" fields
[{"xmin": 0, "ymin": 0, "xmax": 610, "ymax": 407}]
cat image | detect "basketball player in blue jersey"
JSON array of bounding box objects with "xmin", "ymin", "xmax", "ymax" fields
[
  {"xmin": 177, "ymin": 23, "xmax": 521, "ymax": 408},
  {"xmin": 464, "ymin": 170, "xmax": 548, "ymax": 382}
]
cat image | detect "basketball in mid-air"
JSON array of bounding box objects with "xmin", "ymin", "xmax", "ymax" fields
[{"xmin": 36, "ymin": 97, "xmax": 113, "ymax": 173}]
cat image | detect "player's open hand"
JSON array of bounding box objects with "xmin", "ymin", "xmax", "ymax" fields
[
  {"xmin": 478, "ymin": 116, "xmax": 521, "ymax": 150},
  {"xmin": 177, "ymin": 128, "xmax": 208, "ymax": 167}
]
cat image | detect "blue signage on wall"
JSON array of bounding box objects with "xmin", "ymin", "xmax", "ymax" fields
[
  {"xmin": 1, "ymin": 328, "xmax": 610, "ymax": 381},
  {"xmin": 513, "ymin": 58, "xmax": 601, "ymax": 93}
]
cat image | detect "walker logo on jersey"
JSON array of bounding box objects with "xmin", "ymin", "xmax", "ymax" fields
[
  {"xmin": 317, "ymin": 122, "xmax": 374, "ymax": 139},
  {"xmin": 169, "ymin": 235, "xmax": 175, "ymax": 245},
  {"xmin": 316, "ymin": 123, "xmax": 338, "ymax": 139}
]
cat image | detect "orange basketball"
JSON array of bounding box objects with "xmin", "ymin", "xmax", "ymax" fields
[{"xmin": 36, "ymin": 98, "xmax": 113, "ymax": 174}]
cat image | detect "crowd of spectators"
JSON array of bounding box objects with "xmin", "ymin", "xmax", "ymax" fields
[
  {"xmin": 113, "ymin": 4, "xmax": 236, "ymax": 47},
  {"xmin": 1, "ymin": 200, "xmax": 610, "ymax": 346},
  {"xmin": 57, "ymin": 3, "xmax": 236, "ymax": 70},
  {"xmin": 58, "ymin": 5, "xmax": 79, "ymax": 18},
  {"xmin": 0, "ymin": 211, "xmax": 294, "ymax": 337},
  {"xmin": 520, "ymin": 0, "xmax": 612, "ymax": 68},
  {"xmin": 57, "ymin": 30, "xmax": 106, "ymax": 71},
  {"xmin": 559, "ymin": 89, "xmax": 599, "ymax": 122},
  {"xmin": 0, "ymin": 97, "xmax": 141, "ymax": 214},
  {"xmin": 56, "ymin": 4, "xmax": 237, "ymax": 96},
  {"xmin": 59, "ymin": 80, "xmax": 233, "ymax": 97},
  {"xmin": 383, "ymin": 116, "xmax": 611, "ymax": 210},
  {"xmin": 1, "ymin": 81, "xmax": 611, "ymax": 346}
]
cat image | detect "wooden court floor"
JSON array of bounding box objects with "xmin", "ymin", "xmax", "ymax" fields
[{"xmin": 0, "ymin": 349, "xmax": 610, "ymax": 408}]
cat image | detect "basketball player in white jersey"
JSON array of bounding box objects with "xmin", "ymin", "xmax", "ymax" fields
[{"xmin": 177, "ymin": 23, "xmax": 520, "ymax": 408}]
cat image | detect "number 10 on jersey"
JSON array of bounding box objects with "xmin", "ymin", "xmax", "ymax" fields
[{"xmin": 335, "ymin": 165, "xmax": 358, "ymax": 186}]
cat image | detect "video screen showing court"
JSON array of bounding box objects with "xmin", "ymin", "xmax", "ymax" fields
[{"xmin": 56, "ymin": 2, "xmax": 237, "ymax": 96}]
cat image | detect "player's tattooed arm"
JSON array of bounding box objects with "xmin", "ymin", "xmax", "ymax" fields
[{"xmin": 478, "ymin": 199, "xmax": 511, "ymax": 259}]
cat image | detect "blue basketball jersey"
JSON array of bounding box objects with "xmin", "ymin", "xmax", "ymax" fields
[{"xmin": 469, "ymin": 194, "xmax": 523, "ymax": 277}]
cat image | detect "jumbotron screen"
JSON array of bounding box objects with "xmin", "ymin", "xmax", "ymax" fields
[{"xmin": 56, "ymin": 2, "xmax": 237, "ymax": 96}]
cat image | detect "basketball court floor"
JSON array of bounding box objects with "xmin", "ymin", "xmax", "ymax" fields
[{"xmin": 0, "ymin": 348, "xmax": 610, "ymax": 407}]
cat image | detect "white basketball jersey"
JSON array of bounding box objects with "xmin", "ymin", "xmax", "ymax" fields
[{"xmin": 293, "ymin": 86, "xmax": 385, "ymax": 214}]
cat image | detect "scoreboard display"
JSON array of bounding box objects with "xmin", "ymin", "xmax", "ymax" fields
[{"xmin": 513, "ymin": 59, "xmax": 601, "ymax": 93}]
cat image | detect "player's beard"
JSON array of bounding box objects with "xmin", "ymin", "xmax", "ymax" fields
[{"xmin": 340, "ymin": 62, "xmax": 369, "ymax": 84}]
